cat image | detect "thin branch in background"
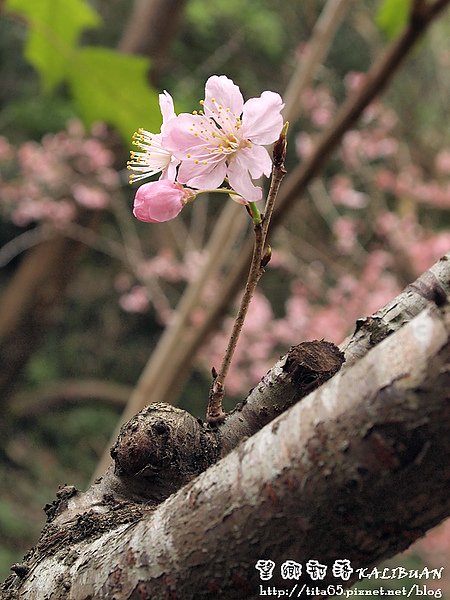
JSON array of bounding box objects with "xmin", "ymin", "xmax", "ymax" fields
[
  {"xmin": 166, "ymin": 215, "xmax": 194, "ymax": 256},
  {"xmin": 11, "ymin": 379, "xmax": 131, "ymax": 418},
  {"xmin": 308, "ymin": 179, "xmax": 368, "ymax": 258},
  {"xmin": 283, "ymin": 0, "xmax": 354, "ymax": 122},
  {"xmin": 57, "ymin": 220, "xmax": 171, "ymax": 309},
  {"xmin": 0, "ymin": 225, "xmax": 55, "ymax": 268},
  {"xmin": 188, "ymin": 192, "xmax": 209, "ymax": 250},
  {"xmin": 108, "ymin": 193, "xmax": 173, "ymax": 318},
  {"xmin": 109, "ymin": 192, "xmax": 145, "ymax": 268},
  {"xmin": 308, "ymin": 179, "xmax": 341, "ymax": 230},
  {"xmin": 61, "ymin": 221, "xmax": 132, "ymax": 263},
  {"xmin": 177, "ymin": 31, "xmax": 243, "ymax": 94}
]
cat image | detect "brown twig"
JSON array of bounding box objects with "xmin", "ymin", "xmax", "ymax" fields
[
  {"xmin": 282, "ymin": 0, "xmax": 354, "ymax": 123},
  {"xmin": 206, "ymin": 127, "xmax": 288, "ymax": 424},
  {"xmin": 205, "ymin": 221, "xmax": 265, "ymax": 424}
]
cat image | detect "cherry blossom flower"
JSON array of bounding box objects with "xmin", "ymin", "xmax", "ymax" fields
[
  {"xmin": 330, "ymin": 174, "xmax": 368, "ymax": 209},
  {"xmin": 162, "ymin": 75, "xmax": 284, "ymax": 202},
  {"xmin": 127, "ymin": 92, "xmax": 179, "ymax": 183},
  {"xmin": 133, "ymin": 180, "xmax": 196, "ymax": 223}
]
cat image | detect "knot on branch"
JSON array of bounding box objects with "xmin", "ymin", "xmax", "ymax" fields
[
  {"xmin": 110, "ymin": 403, "xmax": 220, "ymax": 502},
  {"xmin": 283, "ymin": 340, "xmax": 345, "ymax": 394}
]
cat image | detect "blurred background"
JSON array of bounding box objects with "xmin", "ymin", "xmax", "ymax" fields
[{"xmin": 0, "ymin": 0, "xmax": 449, "ymax": 593}]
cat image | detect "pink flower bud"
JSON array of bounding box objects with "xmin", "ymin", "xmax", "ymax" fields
[{"xmin": 133, "ymin": 180, "xmax": 194, "ymax": 223}]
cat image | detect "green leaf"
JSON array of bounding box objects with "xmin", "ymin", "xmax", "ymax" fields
[
  {"xmin": 67, "ymin": 47, "xmax": 160, "ymax": 142},
  {"xmin": 376, "ymin": 0, "xmax": 411, "ymax": 39},
  {"xmin": 5, "ymin": 0, "xmax": 100, "ymax": 92}
]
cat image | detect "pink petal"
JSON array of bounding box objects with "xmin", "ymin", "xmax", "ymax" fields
[
  {"xmin": 178, "ymin": 159, "xmax": 227, "ymax": 190},
  {"xmin": 159, "ymin": 91, "xmax": 176, "ymax": 125},
  {"xmin": 237, "ymin": 144, "xmax": 272, "ymax": 179},
  {"xmin": 241, "ymin": 91, "xmax": 284, "ymax": 145},
  {"xmin": 227, "ymin": 155, "xmax": 262, "ymax": 202},
  {"xmin": 204, "ymin": 75, "xmax": 244, "ymax": 129},
  {"xmin": 133, "ymin": 180, "xmax": 186, "ymax": 223},
  {"xmin": 163, "ymin": 114, "xmax": 217, "ymax": 159},
  {"xmin": 160, "ymin": 157, "xmax": 180, "ymax": 182}
]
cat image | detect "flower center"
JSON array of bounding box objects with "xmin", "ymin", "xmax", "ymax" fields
[
  {"xmin": 218, "ymin": 134, "xmax": 251, "ymax": 156},
  {"xmin": 221, "ymin": 133, "xmax": 239, "ymax": 153}
]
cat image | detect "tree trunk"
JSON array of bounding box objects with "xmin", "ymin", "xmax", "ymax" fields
[
  {"xmin": 118, "ymin": 0, "xmax": 188, "ymax": 84},
  {"xmin": 2, "ymin": 291, "xmax": 449, "ymax": 599}
]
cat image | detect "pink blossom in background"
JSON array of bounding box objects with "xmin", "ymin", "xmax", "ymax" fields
[
  {"xmin": 119, "ymin": 285, "xmax": 149, "ymax": 313},
  {"xmin": 128, "ymin": 91, "xmax": 180, "ymax": 183},
  {"xmin": 114, "ymin": 272, "xmax": 134, "ymax": 294},
  {"xmin": 408, "ymin": 232, "xmax": 450, "ymax": 274},
  {"xmin": 18, "ymin": 141, "xmax": 65, "ymax": 187},
  {"xmin": 394, "ymin": 165, "xmax": 423, "ymax": 196},
  {"xmin": 11, "ymin": 198, "xmax": 75, "ymax": 227},
  {"xmin": 344, "ymin": 71, "xmax": 367, "ymax": 93},
  {"xmin": 73, "ymin": 184, "xmax": 109, "ymax": 209},
  {"xmin": 435, "ymin": 150, "xmax": 450, "ymax": 174},
  {"xmin": 76, "ymin": 140, "xmax": 114, "ymax": 172},
  {"xmin": 333, "ymin": 216, "xmax": 359, "ymax": 254},
  {"xmin": 416, "ymin": 519, "xmax": 450, "ymax": 557},
  {"xmin": 330, "ymin": 174, "xmax": 368, "ymax": 208},
  {"xmin": 300, "ymin": 86, "xmax": 336, "ymax": 120},
  {"xmin": 378, "ymin": 165, "xmax": 450, "ymax": 209},
  {"xmin": 163, "ymin": 75, "xmax": 284, "ymax": 202},
  {"xmin": 0, "ymin": 120, "xmax": 119, "ymax": 228},
  {"xmin": 137, "ymin": 250, "xmax": 186, "ymax": 283},
  {"xmin": 295, "ymin": 132, "xmax": 314, "ymax": 160},
  {"xmin": 340, "ymin": 131, "xmax": 362, "ymax": 169},
  {"xmin": 375, "ymin": 168, "xmax": 396, "ymax": 190},
  {"xmin": 275, "ymin": 294, "xmax": 311, "ymax": 343},
  {"xmin": 181, "ymin": 250, "xmax": 208, "ymax": 283},
  {"xmin": 300, "ymin": 86, "xmax": 335, "ymax": 129},
  {"xmin": 133, "ymin": 180, "xmax": 195, "ymax": 223},
  {"xmin": 376, "ymin": 211, "xmax": 450, "ymax": 276}
]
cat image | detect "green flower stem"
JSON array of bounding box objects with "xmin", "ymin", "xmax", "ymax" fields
[
  {"xmin": 248, "ymin": 202, "xmax": 262, "ymax": 225},
  {"xmin": 206, "ymin": 126, "xmax": 288, "ymax": 425},
  {"xmin": 197, "ymin": 188, "xmax": 235, "ymax": 195}
]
